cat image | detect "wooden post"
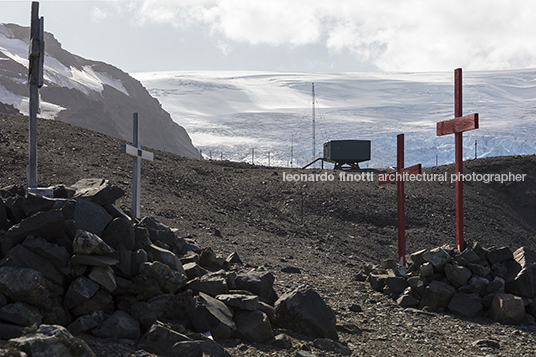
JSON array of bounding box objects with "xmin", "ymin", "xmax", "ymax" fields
[
  {"xmin": 27, "ymin": 1, "xmax": 44, "ymax": 188},
  {"xmin": 436, "ymin": 68, "xmax": 479, "ymax": 252},
  {"xmin": 121, "ymin": 113, "xmax": 154, "ymax": 219},
  {"xmin": 378, "ymin": 134, "xmax": 422, "ymax": 266}
]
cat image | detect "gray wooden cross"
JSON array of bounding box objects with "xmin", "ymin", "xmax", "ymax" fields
[
  {"xmin": 27, "ymin": 1, "xmax": 44, "ymax": 189},
  {"xmin": 121, "ymin": 113, "xmax": 154, "ymax": 219}
]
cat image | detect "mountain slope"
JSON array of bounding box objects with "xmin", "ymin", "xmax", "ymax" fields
[{"xmin": 0, "ymin": 23, "xmax": 199, "ymax": 159}]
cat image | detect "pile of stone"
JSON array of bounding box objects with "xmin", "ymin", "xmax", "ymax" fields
[
  {"xmin": 366, "ymin": 242, "xmax": 536, "ymax": 325},
  {"xmin": 0, "ymin": 179, "xmax": 338, "ymax": 357}
]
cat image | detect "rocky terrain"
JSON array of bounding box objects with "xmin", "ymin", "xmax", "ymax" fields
[{"xmin": 1, "ymin": 112, "xmax": 536, "ymax": 356}]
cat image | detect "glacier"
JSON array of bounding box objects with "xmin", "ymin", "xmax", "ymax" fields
[{"xmin": 133, "ymin": 70, "xmax": 536, "ymax": 168}]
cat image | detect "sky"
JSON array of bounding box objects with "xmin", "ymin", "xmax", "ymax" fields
[{"xmin": 1, "ymin": 0, "xmax": 536, "ymax": 74}]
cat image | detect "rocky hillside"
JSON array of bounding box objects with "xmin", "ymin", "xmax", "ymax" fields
[
  {"xmin": 0, "ymin": 23, "xmax": 198, "ymax": 159},
  {"xmin": 1, "ymin": 112, "xmax": 536, "ymax": 356}
]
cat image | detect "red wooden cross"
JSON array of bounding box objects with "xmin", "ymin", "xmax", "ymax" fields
[
  {"xmin": 436, "ymin": 68, "xmax": 479, "ymax": 252},
  {"xmin": 378, "ymin": 134, "xmax": 422, "ymax": 266}
]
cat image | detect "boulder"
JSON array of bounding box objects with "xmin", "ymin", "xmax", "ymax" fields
[
  {"xmin": 487, "ymin": 276, "xmax": 505, "ymax": 294},
  {"xmin": 4, "ymin": 196, "xmax": 25, "ymax": 224},
  {"xmin": 88, "ymin": 266, "xmax": 117, "ymax": 293},
  {"xmin": 67, "ymin": 310, "xmax": 107, "ymax": 336},
  {"xmin": 22, "ymin": 192, "xmax": 56, "ymax": 217},
  {"xmin": 199, "ymin": 247, "xmax": 227, "ymax": 269},
  {"xmin": 274, "ymin": 285, "xmax": 338, "ymax": 340},
  {"xmin": 410, "ymin": 249, "xmax": 427, "ymax": 267},
  {"xmin": 418, "ymin": 280, "xmax": 456, "ymax": 311},
  {"xmin": 71, "ymin": 290, "xmax": 113, "ymax": 317},
  {"xmin": 368, "ymin": 271, "xmax": 395, "ymax": 291},
  {"xmin": 73, "ymin": 230, "xmax": 114, "ymax": 255},
  {"xmin": 146, "ymin": 244, "xmax": 184, "ymax": 273},
  {"xmin": 0, "ymin": 244, "xmax": 64, "ymax": 285},
  {"xmin": 447, "ymin": 292, "xmax": 483, "ymax": 318},
  {"xmin": 384, "ymin": 276, "xmax": 409, "ymax": 296},
  {"xmin": 189, "ymin": 292, "xmax": 236, "ymax": 340},
  {"xmin": 133, "ymin": 225, "xmax": 152, "ymax": 250},
  {"xmin": 21, "ymin": 236, "xmax": 70, "ymax": 268},
  {"xmin": 468, "ymin": 261, "xmax": 491, "ymax": 277},
  {"xmin": 396, "ymin": 293, "xmax": 420, "ymax": 308},
  {"xmin": 129, "ymin": 301, "xmax": 157, "ymax": 330},
  {"xmin": 444, "ymin": 263, "xmax": 472, "ymax": 288},
  {"xmin": 183, "ymin": 261, "xmax": 208, "ymax": 280},
  {"xmin": 455, "ymin": 249, "xmax": 481, "ymax": 266},
  {"xmin": 2, "ymin": 210, "xmax": 65, "ymax": 254},
  {"xmin": 73, "ymin": 198, "xmax": 113, "ymax": 237},
  {"xmin": 406, "ymin": 276, "xmax": 427, "ymax": 298},
  {"xmin": 92, "ymin": 310, "xmax": 140, "ymax": 340},
  {"xmin": 0, "ymin": 198, "xmax": 9, "ymax": 230},
  {"xmin": 0, "ymin": 302, "xmax": 42, "ymax": 326},
  {"xmin": 9, "ymin": 324, "xmax": 95, "ymax": 357},
  {"xmin": 131, "ymin": 249, "xmax": 148, "ymax": 277},
  {"xmin": 101, "ymin": 217, "xmax": 135, "ymax": 250},
  {"xmin": 467, "ymin": 276, "xmax": 490, "ymax": 297},
  {"xmin": 140, "ymin": 216, "xmax": 184, "ymax": 251},
  {"xmin": 216, "ymin": 293, "xmax": 259, "ymax": 311},
  {"xmin": 489, "ymin": 293, "xmax": 526, "ymax": 325},
  {"xmin": 140, "ymin": 261, "xmax": 187, "ymax": 294},
  {"xmin": 235, "ymin": 269, "xmax": 278, "ymax": 304},
  {"xmin": 64, "ymin": 276, "xmax": 100, "ymax": 310},
  {"xmin": 0, "ymin": 322, "xmax": 26, "ymax": 339},
  {"xmin": 419, "ymin": 262, "xmax": 434, "ymax": 277},
  {"xmin": 0, "ymin": 266, "xmax": 51, "ymax": 309},
  {"xmin": 505, "ymin": 247, "xmax": 536, "ymax": 298},
  {"xmin": 69, "ymin": 178, "xmax": 124, "ymax": 207},
  {"xmin": 487, "ymin": 247, "xmax": 514, "ymax": 265},
  {"xmin": 226, "ymin": 252, "xmax": 243, "ymax": 265},
  {"xmin": 70, "ymin": 254, "xmax": 119, "ymax": 266},
  {"xmin": 186, "ymin": 272, "xmax": 229, "ymax": 297},
  {"xmin": 234, "ymin": 310, "xmax": 273, "ymax": 343},
  {"xmin": 111, "ymin": 243, "xmax": 132, "ymax": 278},
  {"xmin": 422, "ymin": 248, "xmax": 452, "ymax": 272},
  {"xmin": 147, "ymin": 291, "xmax": 192, "ymax": 321}
]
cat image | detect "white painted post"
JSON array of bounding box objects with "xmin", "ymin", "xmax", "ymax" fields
[{"xmin": 121, "ymin": 113, "xmax": 154, "ymax": 219}]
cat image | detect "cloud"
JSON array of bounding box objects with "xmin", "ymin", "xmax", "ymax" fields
[{"xmin": 124, "ymin": 0, "xmax": 536, "ymax": 72}]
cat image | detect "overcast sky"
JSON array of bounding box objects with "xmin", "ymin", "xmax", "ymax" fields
[{"xmin": 1, "ymin": 0, "xmax": 536, "ymax": 74}]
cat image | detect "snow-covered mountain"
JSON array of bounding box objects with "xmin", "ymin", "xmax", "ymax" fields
[
  {"xmin": 133, "ymin": 70, "xmax": 536, "ymax": 168},
  {"xmin": 0, "ymin": 23, "xmax": 199, "ymax": 159}
]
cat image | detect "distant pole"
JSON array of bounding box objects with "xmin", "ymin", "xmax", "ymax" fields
[
  {"xmin": 475, "ymin": 140, "xmax": 477, "ymax": 159},
  {"xmin": 27, "ymin": 1, "xmax": 44, "ymax": 189},
  {"xmin": 290, "ymin": 134, "xmax": 294, "ymax": 168},
  {"xmin": 268, "ymin": 152, "xmax": 271, "ymax": 167},
  {"xmin": 200, "ymin": 149, "xmax": 203, "ymax": 159},
  {"xmin": 312, "ymin": 83, "xmax": 316, "ymax": 167},
  {"xmin": 436, "ymin": 154, "xmax": 438, "ymax": 167},
  {"xmin": 220, "ymin": 152, "xmax": 223, "ymax": 160},
  {"xmin": 209, "ymin": 150, "xmax": 212, "ymax": 160},
  {"xmin": 252, "ymin": 148, "xmax": 255, "ymax": 165},
  {"xmin": 163, "ymin": 145, "xmax": 166, "ymax": 160}
]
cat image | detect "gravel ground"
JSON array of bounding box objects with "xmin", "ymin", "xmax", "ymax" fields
[{"xmin": 1, "ymin": 112, "xmax": 536, "ymax": 356}]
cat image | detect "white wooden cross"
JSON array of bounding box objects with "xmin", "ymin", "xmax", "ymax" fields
[{"xmin": 121, "ymin": 113, "xmax": 153, "ymax": 219}]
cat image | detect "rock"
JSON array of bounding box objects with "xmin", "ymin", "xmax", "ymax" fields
[
  {"xmin": 468, "ymin": 261, "xmax": 491, "ymax": 277},
  {"xmin": 22, "ymin": 192, "xmax": 56, "ymax": 217},
  {"xmin": 199, "ymin": 247, "xmax": 227, "ymax": 269},
  {"xmin": 422, "ymin": 247, "xmax": 452, "ymax": 272},
  {"xmin": 88, "ymin": 266, "xmax": 117, "ymax": 292},
  {"xmin": 444, "ymin": 263, "xmax": 472, "ymax": 288},
  {"xmin": 419, "ymin": 262, "xmax": 434, "ymax": 277},
  {"xmin": 71, "ymin": 290, "xmax": 113, "ymax": 316},
  {"xmin": 455, "ymin": 249, "xmax": 481, "ymax": 266},
  {"xmin": 2, "ymin": 210, "xmax": 65, "ymax": 254},
  {"xmin": 447, "ymin": 292, "xmax": 483, "ymax": 318},
  {"xmin": 467, "ymin": 276, "xmax": 490, "ymax": 297},
  {"xmin": 9, "ymin": 324, "xmax": 95, "ymax": 357},
  {"xmin": 111, "ymin": 243, "xmax": 132, "ymax": 278},
  {"xmin": 491, "ymin": 262, "xmax": 508, "ymax": 278},
  {"xmin": 410, "ymin": 249, "xmax": 428, "ymax": 267},
  {"xmin": 275, "ymin": 285, "xmax": 338, "ymax": 340},
  {"xmin": 186, "ymin": 272, "xmax": 229, "ymax": 297},
  {"xmin": 73, "ymin": 198, "xmax": 113, "ymax": 237},
  {"xmin": 70, "ymin": 254, "xmax": 119, "ymax": 266},
  {"xmin": 487, "ymin": 246, "xmax": 514, "ymax": 265},
  {"xmin": 226, "ymin": 252, "xmax": 243, "ymax": 265},
  {"xmin": 235, "ymin": 269, "xmax": 278, "ymax": 304},
  {"xmin": 67, "ymin": 310, "xmax": 107, "ymax": 336},
  {"xmin": 183, "ymin": 261, "xmax": 208, "ymax": 280},
  {"xmin": 384, "ymin": 276, "xmax": 409, "ymax": 296},
  {"xmin": 0, "ymin": 322, "xmax": 26, "ymax": 339},
  {"xmin": 21, "ymin": 236, "xmax": 70, "ymax": 268},
  {"xmin": 273, "ymin": 333, "xmax": 292, "ymax": 349},
  {"xmin": 140, "ymin": 261, "xmax": 187, "ymax": 294},
  {"xmin": 313, "ymin": 338, "xmax": 352, "ymax": 355},
  {"xmin": 487, "ymin": 276, "xmax": 505, "ymax": 294},
  {"xmin": 73, "ymin": 229, "xmax": 114, "ymax": 255},
  {"xmin": 101, "ymin": 217, "xmax": 135, "ymax": 250},
  {"xmin": 64, "ymin": 276, "xmax": 100, "ymax": 310},
  {"xmin": 0, "ymin": 266, "xmax": 51, "ymax": 309},
  {"xmin": 368, "ymin": 271, "xmax": 395, "ymax": 291},
  {"xmin": 490, "ymin": 293, "xmax": 526, "ymax": 325},
  {"xmin": 128, "ymin": 276, "xmax": 162, "ymax": 301},
  {"xmin": 148, "ymin": 290, "xmax": 193, "ymax": 322},
  {"xmin": 4, "ymin": 196, "xmax": 26, "ymax": 224},
  {"xmin": 92, "ymin": 310, "xmax": 140, "ymax": 340},
  {"xmin": 396, "ymin": 293, "xmax": 420, "ymax": 308},
  {"xmin": 257, "ymin": 301, "xmax": 276, "ymax": 322},
  {"xmin": 216, "ymin": 293, "xmax": 259, "ymax": 311},
  {"xmin": 234, "ymin": 310, "xmax": 274, "ymax": 343},
  {"xmin": 0, "ymin": 198, "xmax": 9, "ymax": 230},
  {"xmin": 129, "ymin": 301, "xmax": 157, "ymax": 330},
  {"xmin": 0, "ymin": 244, "xmax": 64, "ymax": 285},
  {"xmin": 69, "ymin": 178, "xmax": 124, "ymax": 207},
  {"xmin": 133, "ymin": 225, "xmax": 152, "ymax": 250},
  {"xmin": 472, "ymin": 339, "xmax": 501, "ymax": 349},
  {"xmin": 189, "ymin": 292, "xmax": 236, "ymax": 340},
  {"xmin": 146, "ymin": 244, "xmax": 184, "ymax": 272},
  {"xmin": 0, "ymin": 302, "xmax": 42, "ymax": 326},
  {"xmin": 505, "ymin": 247, "xmax": 536, "ymax": 298},
  {"xmin": 406, "ymin": 276, "xmax": 427, "ymax": 297},
  {"xmin": 140, "ymin": 216, "xmax": 184, "ymax": 251},
  {"xmin": 137, "ymin": 322, "xmax": 230, "ymax": 357},
  {"xmin": 418, "ymin": 280, "xmax": 456, "ymax": 311},
  {"xmin": 131, "ymin": 249, "xmax": 148, "ymax": 277}
]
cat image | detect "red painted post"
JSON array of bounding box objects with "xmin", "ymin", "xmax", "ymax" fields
[
  {"xmin": 436, "ymin": 68, "xmax": 479, "ymax": 252},
  {"xmin": 397, "ymin": 134, "xmax": 406, "ymax": 266}
]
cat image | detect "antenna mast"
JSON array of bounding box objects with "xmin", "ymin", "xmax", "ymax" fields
[{"xmin": 312, "ymin": 82, "xmax": 316, "ymax": 165}]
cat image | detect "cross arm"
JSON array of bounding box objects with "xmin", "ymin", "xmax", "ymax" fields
[
  {"xmin": 378, "ymin": 164, "xmax": 422, "ymax": 185},
  {"xmin": 437, "ymin": 113, "xmax": 479, "ymax": 136},
  {"xmin": 121, "ymin": 144, "xmax": 154, "ymax": 161}
]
